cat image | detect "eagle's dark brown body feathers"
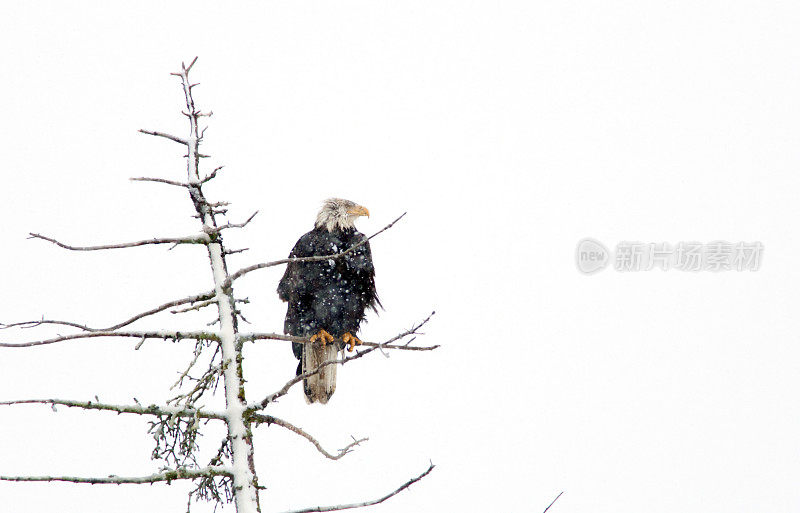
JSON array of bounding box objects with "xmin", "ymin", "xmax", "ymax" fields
[{"xmin": 277, "ymin": 199, "xmax": 379, "ymax": 403}]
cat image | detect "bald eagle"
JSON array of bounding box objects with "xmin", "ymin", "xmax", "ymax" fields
[{"xmin": 277, "ymin": 198, "xmax": 381, "ymax": 404}]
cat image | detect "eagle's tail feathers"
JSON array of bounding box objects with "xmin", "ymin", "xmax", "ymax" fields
[{"xmin": 302, "ymin": 343, "xmax": 338, "ymax": 404}]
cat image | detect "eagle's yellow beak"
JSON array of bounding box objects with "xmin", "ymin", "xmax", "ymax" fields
[{"xmin": 348, "ymin": 205, "xmax": 370, "ymax": 218}]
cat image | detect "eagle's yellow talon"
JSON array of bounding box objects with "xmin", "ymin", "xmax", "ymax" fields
[
  {"xmin": 342, "ymin": 332, "xmax": 362, "ymax": 352},
  {"xmin": 310, "ymin": 329, "xmax": 335, "ymax": 347}
]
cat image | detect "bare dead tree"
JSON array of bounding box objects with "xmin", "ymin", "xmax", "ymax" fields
[{"xmin": 0, "ymin": 58, "xmax": 437, "ymax": 513}]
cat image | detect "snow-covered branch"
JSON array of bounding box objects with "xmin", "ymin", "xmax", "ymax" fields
[
  {"xmin": 28, "ymin": 232, "xmax": 210, "ymax": 251},
  {"xmin": 0, "ymin": 466, "xmax": 232, "ymax": 485},
  {"xmin": 0, "ymin": 398, "xmax": 226, "ymax": 421},
  {"xmin": 129, "ymin": 176, "xmax": 190, "ymax": 188},
  {"xmin": 251, "ymin": 414, "xmax": 367, "ymax": 461},
  {"xmin": 277, "ymin": 463, "xmax": 435, "ymax": 513},
  {"xmin": 248, "ymin": 312, "xmax": 435, "ymax": 410},
  {"xmin": 238, "ymin": 331, "xmax": 439, "ymax": 352},
  {"xmin": 0, "ymin": 330, "xmax": 219, "ymax": 348},
  {"xmin": 225, "ymin": 212, "xmax": 406, "ymax": 287}
]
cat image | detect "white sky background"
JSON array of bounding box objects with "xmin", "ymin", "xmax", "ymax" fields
[{"xmin": 2, "ymin": 1, "xmax": 800, "ymax": 512}]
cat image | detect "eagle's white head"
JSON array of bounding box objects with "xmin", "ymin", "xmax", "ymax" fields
[{"xmin": 315, "ymin": 198, "xmax": 370, "ymax": 232}]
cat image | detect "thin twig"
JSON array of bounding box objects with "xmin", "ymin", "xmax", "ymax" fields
[
  {"xmin": 278, "ymin": 463, "xmax": 434, "ymax": 513},
  {"xmin": 251, "ymin": 414, "xmax": 367, "ymax": 460},
  {"xmin": 1, "ymin": 318, "xmax": 93, "ymax": 332},
  {"xmin": 225, "ymin": 212, "xmax": 406, "ymax": 287},
  {"xmin": 188, "ymin": 438, "xmax": 234, "ymax": 510},
  {"xmin": 543, "ymin": 492, "xmax": 565, "ymax": 513},
  {"xmin": 170, "ymin": 342, "xmax": 206, "ymax": 391},
  {"xmin": 201, "ymin": 166, "xmax": 223, "ymax": 183},
  {"xmin": 0, "ymin": 291, "xmax": 215, "ymax": 335},
  {"xmin": 138, "ymin": 129, "xmax": 189, "ymax": 146},
  {"xmin": 171, "ymin": 299, "xmax": 216, "ymax": 314},
  {"xmin": 205, "ymin": 211, "xmax": 258, "ymax": 234},
  {"xmin": 168, "ymin": 359, "xmax": 223, "ymax": 409}
]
